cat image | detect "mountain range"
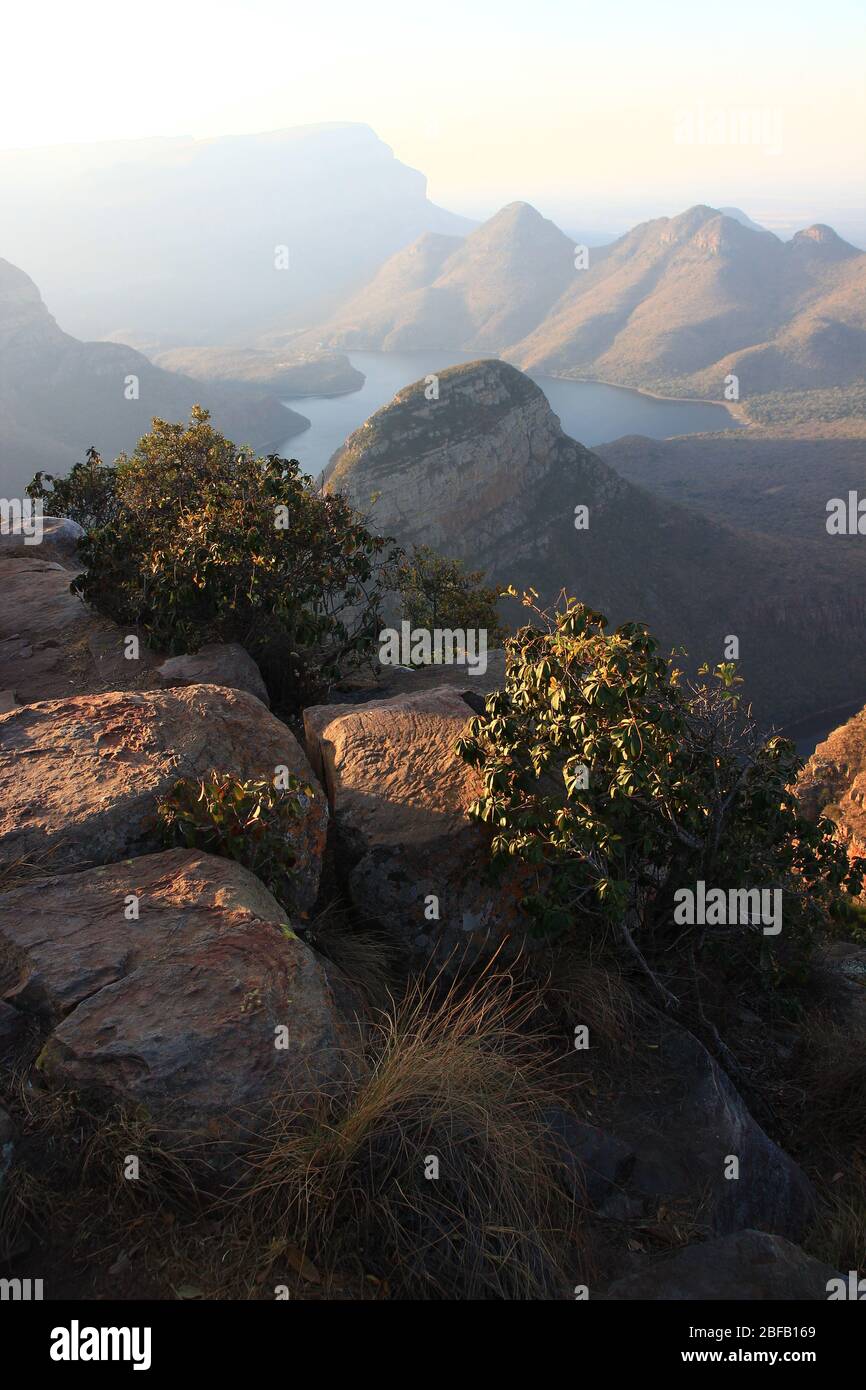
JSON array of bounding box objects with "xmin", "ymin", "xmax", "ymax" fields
[{"xmin": 306, "ymin": 202, "xmax": 866, "ymax": 397}]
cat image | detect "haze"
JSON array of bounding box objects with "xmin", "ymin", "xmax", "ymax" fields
[{"xmin": 4, "ymin": 0, "xmax": 864, "ymax": 241}]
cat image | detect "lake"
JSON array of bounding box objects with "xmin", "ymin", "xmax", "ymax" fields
[{"xmin": 279, "ymin": 350, "xmax": 739, "ymax": 478}]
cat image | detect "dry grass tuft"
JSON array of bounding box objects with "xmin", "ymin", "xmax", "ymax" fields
[{"xmin": 227, "ymin": 958, "xmax": 579, "ymax": 1299}]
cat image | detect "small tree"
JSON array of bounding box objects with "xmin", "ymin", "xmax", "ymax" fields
[
  {"xmin": 457, "ymin": 591, "xmax": 863, "ymax": 1003},
  {"xmin": 395, "ymin": 545, "xmax": 507, "ymax": 650}
]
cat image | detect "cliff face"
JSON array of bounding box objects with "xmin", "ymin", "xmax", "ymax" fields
[{"xmin": 327, "ymin": 359, "xmax": 866, "ymax": 727}]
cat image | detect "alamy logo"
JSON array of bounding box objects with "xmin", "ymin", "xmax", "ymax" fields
[
  {"xmin": 673, "ymin": 881, "xmax": 782, "ymax": 935},
  {"xmin": 0, "ymin": 1276, "xmax": 43, "ymax": 1300},
  {"xmin": 0, "ymin": 497, "xmax": 43, "ymax": 546},
  {"xmin": 379, "ymin": 622, "xmax": 488, "ymax": 675},
  {"xmin": 50, "ymin": 1321, "xmax": 152, "ymax": 1371},
  {"xmin": 826, "ymin": 1271, "xmax": 866, "ymax": 1300},
  {"xmin": 826, "ymin": 492, "xmax": 866, "ymax": 535}
]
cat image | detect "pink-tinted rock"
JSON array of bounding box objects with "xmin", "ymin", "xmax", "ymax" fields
[
  {"xmin": 0, "ymin": 850, "xmax": 350, "ymax": 1137},
  {"xmin": 0, "ymin": 685, "xmax": 326, "ymax": 915}
]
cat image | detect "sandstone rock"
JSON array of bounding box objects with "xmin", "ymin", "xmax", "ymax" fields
[
  {"xmin": 0, "ymin": 691, "xmax": 19, "ymax": 714},
  {"xmin": 0, "ymin": 685, "xmax": 326, "ymax": 915},
  {"xmin": 605, "ymin": 1230, "xmax": 839, "ymax": 1301},
  {"xmin": 543, "ymin": 1107, "xmax": 636, "ymax": 1207},
  {"xmin": 0, "ymin": 850, "xmax": 350, "ymax": 1136},
  {"xmin": 605, "ymin": 1021, "xmax": 815, "ymax": 1242},
  {"xmin": 157, "ymin": 643, "xmax": 270, "ymax": 707},
  {"xmin": 303, "ymin": 687, "xmax": 533, "ymax": 963},
  {"xmin": 797, "ymin": 705, "xmax": 866, "ymax": 884},
  {"xmin": 0, "ymin": 557, "xmax": 162, "ymax": 704},
  {"xmin": 325, "ymin": 649, "xmax": 506, "ymax": 712},
  {"xmin": 0, "ymin": 515, "xmax": 85, "ymax": 568}
]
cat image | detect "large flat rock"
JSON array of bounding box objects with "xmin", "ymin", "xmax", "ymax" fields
[
  {"xmin": 0, "ymin": 684, "xmax": 326, "ymax": 914},
  {"xmin": 0, "ymin": 850, "xmax": 349, "ymax": 1135},
  {"xmin": 0, "ymin": 557, "xmax": 162, "ymax": 705}
]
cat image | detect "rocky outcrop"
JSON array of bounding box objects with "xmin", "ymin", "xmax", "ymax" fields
[
  {"xmin": 326, "ymin": 358, "xmax": 866, "ymax": 727},
  {"xmin": 0, "ymin": 685, "xmax": 326, "ymax": 914},
  {"xmin": 543, "ymin": 1108, "xmax": 636, "ymax": 1208},
  {"xmin": 600, "ymin": 1021, "xmax": 815, "ymax": 1242},
  {"xmin": 605, "ymin": 1231, "xmax": 839, "ymax": 1301},
  {"xmin": 156, "ymin": 644, "xmax": 270, "ymax": 708},
  {"xmin": 304, "ymin": 687, "xmax": 534, "ymax": 962},
  {"xmin": 797, "ymin": 705, "xmax": 866, "ymax": 879},
  {"xmin": 0, "ymin": 558, "xmax": 162, "ymax": 705},
  {"xmin": 0, "ymin": 850, "xmax": 351, "ymax": 1137}
]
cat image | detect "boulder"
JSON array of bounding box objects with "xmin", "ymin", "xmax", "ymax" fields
[
  {"xmin": 0, "ymin": 691, "xmax": 19, "ymax": 714},
  {"xmin": 0, "ymin": 557, "xmax": 162, "ymax": 704},
  {"xmin": 303, "ymin": 687, "xmax": 534, "ymax": 963},
  {"xmin": 0, "ymin": 685, "xmax": 326, "ymax": 915},
  {"xmin": 605, "ymin": 1021, "xmax": 816, "ymax": 1242},
  {"xmin": 0, "ymin": 850, "xmax": 350, "ymax": 1137},
  {"xmin": 157, "ymin": 643, "xmax": 270, "ymax": 708},
  {"xmin": 605, "ymin": 1230, "xmax": 839, "ymax": 1301},
  {"xmin": 543, "ymin": 1107, "xmax": 636, "ymax": 1207},
  {"xmin": 0, "ymin": 515, "xmax": 85, "ymax": 568}
]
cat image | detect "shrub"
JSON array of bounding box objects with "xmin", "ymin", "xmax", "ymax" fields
[
  {"xmin": 157, "ymin": 771, "xmax": 310, "ymax": 914},
  {"xmin": 457, "ymin": 592, "xmax": 863, "ymax": 999},
  {"xmin": 395, "ymin": 544, "xmax": 507, "ymax": 651},
  {"xmin": 38, "ymin": 408, "xmax": 400, "ymax": 711},
  {"xmin": 26, "ymin": 446, "xmax": 120, "ymax": 530}
]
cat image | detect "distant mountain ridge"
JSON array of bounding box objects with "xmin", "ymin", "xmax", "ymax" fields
[
  {"xmin": 326, "ymin": 358, "xmax": 866, "ymax": 726},
  {"xmin": 308, "ymin": 202, "xmax": 866, "ymax": 397},
  {"xmin": 0, "ymin": 258, "xmax": 304, "ymax": 496}
]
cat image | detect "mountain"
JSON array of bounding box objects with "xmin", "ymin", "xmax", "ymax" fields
[
  {"xmin": 0, "ymin": 125, "xmax": 473, "ymax": 346},
  {"xmin": 310, "ymin": 203, "xmax": 866, "ymax": 396},
  {"xmin": 718, "ymin": 208, "xmax": 771, "ymax": 235},
  {"xmin": 313, "ymin": 203, "xmax": 574, "ymax": 353},
  {"xmin": 326, "ymin": 359, "xmax": 866, "ymax": 726},
  {"xmin": 0, "ymin": 259, "xmax": 305, "ymax": 497}
]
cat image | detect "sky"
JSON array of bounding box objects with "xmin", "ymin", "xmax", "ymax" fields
[{"xmin": 4, "ymin": 0, "xmax": 865, "ymax": 234}]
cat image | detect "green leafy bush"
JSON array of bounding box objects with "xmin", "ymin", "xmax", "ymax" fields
[
  {"xmin": 37, "ymin": 408, "xmax": 399, "ymax": 711},
  {"xmin": 157, "ymin": 770, "xmax": 311, "ymax": 914},
  {"xmin": 26, "ymin": 446, "xmax": 120, "ymax": 530},
  {"xmin": 457, "ymin": 591, "xmax": 863, "ymax": 994},
  {"xmin": 395, "ymin": 544, "xmax": 507, "ymax": 651}
]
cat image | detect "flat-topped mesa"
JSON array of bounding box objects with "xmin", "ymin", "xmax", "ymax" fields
[{"xmin": 326, "ymin": 357, "xmax": 610, "ymax": 555}]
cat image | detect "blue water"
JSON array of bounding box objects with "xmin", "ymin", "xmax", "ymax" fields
[{"xmin": 279, "ymin": 350, "xmax": 738, "ymax": 478}]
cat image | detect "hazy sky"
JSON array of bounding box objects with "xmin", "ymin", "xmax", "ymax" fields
[{"xmin": 5, "ymin": 0, "xmax": 864, "ymax": 231}]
